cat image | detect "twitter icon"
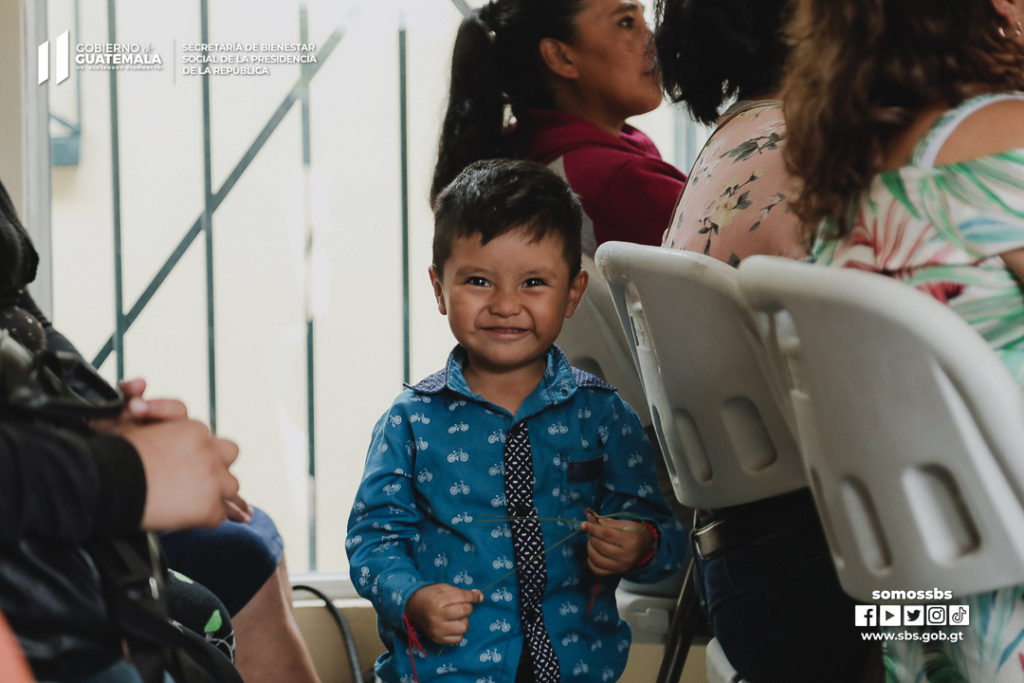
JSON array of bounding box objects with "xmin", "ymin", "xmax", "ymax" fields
[{"xmin": 903, "ymin": 606, "xmax": 925, "ymax": 626}]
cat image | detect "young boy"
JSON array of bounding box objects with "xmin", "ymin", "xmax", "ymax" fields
[{"xmin": 346, "ymin": 159, "xmax": 686, "ymax": 682}]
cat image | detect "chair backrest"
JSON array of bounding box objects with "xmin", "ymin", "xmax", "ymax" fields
[
  {"xmin": 595, "ymin": 242, "xmax": 804, "ymax": 509},
  {"xmin": 738, "ymin": 255, "xmax": 1024, "ymax": 601},
  {"xmin": 557, "ymin": 253, "xmax": 651, "ymax": 426}
]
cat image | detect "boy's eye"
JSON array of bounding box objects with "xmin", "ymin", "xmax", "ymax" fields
[
  {"xmin": 523, "ymin": 278, "xmax": 547, "ymax": 288},
  {"xmin": 618, "ymin": 16, "xmax": 635, "ymax": 28},
  {"xmin": 466, "ymin": 276, "xmax": 490, "ymax": 287}
]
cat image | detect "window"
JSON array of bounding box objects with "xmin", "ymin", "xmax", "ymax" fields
[{"xmin": 34, "ymin": 0, "xmax": 707, "ymax": 574}]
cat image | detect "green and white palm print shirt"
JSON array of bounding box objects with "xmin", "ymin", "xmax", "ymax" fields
[{"xmin": 811, "ymin": 91, "xmax": 1024, "ymax": 682}]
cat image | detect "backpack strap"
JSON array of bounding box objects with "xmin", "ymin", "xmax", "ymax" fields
[{"xmin": 89, "ymin": 534, "xmax": 244, "ymax": 683}]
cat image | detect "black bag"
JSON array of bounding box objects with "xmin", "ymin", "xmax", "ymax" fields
[{"xmin": 0, "ymin": 330, "xmax": 242, "ymax": 683}]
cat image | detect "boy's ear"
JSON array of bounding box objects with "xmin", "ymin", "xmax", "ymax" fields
[
  {"xmin": 429, "ymin": 266, "xmax": 448, "ymax": 315},
  {"xmin": 564, "ymin": 269, "xmax": 589, "ymax": 319},
  {"xmin": 538, "ymin": 37, "xmax": 579, "ymax": 80}
]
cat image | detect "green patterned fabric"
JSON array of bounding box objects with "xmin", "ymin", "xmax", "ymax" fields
[{"xmin": 811, "ymin": 91, "xmax": 1024, "ymax": 682}]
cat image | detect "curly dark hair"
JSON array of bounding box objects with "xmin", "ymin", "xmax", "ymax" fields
[
  {"xmin": 783, "ymin": 0, "xmax": 1024, "ymax": 240},
  {"xmin": 654, "ymin": 0, "xmax": 792, "ymax": 125}
]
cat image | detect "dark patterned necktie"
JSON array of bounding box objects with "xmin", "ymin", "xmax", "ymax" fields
[{"xmin": 503, "ymin": 421, "xmax": 560, "ymax": 682}]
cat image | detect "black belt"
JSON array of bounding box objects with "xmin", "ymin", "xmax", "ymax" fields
[{"xmin": 691, "ymin": 488, "xmax": 817, "ymax": 561}]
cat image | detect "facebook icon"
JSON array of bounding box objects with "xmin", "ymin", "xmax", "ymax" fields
[{"xmin": 854, "ymin": 605, "xmax": 878, "ymax": 627}]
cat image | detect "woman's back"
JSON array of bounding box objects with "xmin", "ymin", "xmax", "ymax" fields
[
  {"xmin": 662, "ymin": 100, "xmax": 803, "ymax": 264},
  {"xmin": 810, "ymin": 90, "xmax": 1024, "ymax": 682},
  {"xmin": 812, "ymin": 92, "xmax": 1024, "ymax": 385}
]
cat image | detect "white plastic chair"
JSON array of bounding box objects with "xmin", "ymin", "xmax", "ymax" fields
[
  {"xmin": 558, "ymin": 253, "xmax": 679, "ymax": 644},
  {"xmin": 561, "ymin": 252, "xmax": 679, "ymax": 647},
  {"xmin": 595, "ymin": 242, "xmax": 805, "ymax": 681},
  {"xmin": 557, "ymin": 253, "xmax": 651, "ymax": 426},
  {"xmin": 595, "ymin": 243, "xmax": 804, "ymax": 509},
  {"xmin": 738, "ymin": 255, "xmax": 1024, "ymax": 601}
]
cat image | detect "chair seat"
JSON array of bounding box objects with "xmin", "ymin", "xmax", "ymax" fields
[
  {"xmin": 615, "ymin": 587, "xmax": 675, "ymax": 644},
  {"xmin": 615, "ymin": 572, "xmax": 685, "ymax": 644}
]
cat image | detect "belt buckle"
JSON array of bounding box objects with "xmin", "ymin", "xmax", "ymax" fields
[{"xmin": 692, "ymin": 519, "xmax": 727, "ymax": 561}]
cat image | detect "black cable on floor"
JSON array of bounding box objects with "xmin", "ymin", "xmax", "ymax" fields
[{"xmin": 292, "ymin": 584, "xmax": 365, "ymax": 683}]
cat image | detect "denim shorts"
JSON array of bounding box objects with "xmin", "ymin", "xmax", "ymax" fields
[{"xmin": 158, "ymin": 506, "xmax": 283, "ymax": 615}]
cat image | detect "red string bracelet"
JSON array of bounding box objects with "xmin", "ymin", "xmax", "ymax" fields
[
  {"xmin": 403, "ymin": 611, "xmax": 427, "ymax": 682},
  {"xmin": 586, "ymin": 579, "xmax": 602, "ymax": 612},
  {"xmin": 635, "ymin": 521, "xmax": 660, "ymax": 568}
]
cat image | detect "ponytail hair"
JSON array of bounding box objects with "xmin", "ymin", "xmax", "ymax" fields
[{"xmin": 431, "ymin": 0, "xmax": 584, "ymax": 202}]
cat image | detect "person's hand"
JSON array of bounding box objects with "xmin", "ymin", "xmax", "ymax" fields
[
  {"xmin": 92, "ymin": 378, "xmax": 188, "ymax": 433},
  {"xmin": 118, "ymin": 418, "xmax": 240, "ymax": 531},
  {"xmin": 581, "ymin": 509, "xmax": 654, "ymax": 576},
  {"xmin": 224, "ymin": 491, "xmax": 254, "ymax": 523},
  {"xmin": 405, "ymin": 584, "xmax": 484, "ymax": 645}
]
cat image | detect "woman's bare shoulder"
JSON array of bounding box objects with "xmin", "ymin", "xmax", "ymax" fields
[{"xmin": 935, "ymin": 98, "xmax": 1024, "ymax": 165}]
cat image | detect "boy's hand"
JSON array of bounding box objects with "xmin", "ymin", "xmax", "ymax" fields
[
  {"xmin": 582, "ymin": 510, "xmax": 654, "ymax": 576},
  {"xmin": 406, "ymin": 584, "xmax": 484, "ymax": 645}
]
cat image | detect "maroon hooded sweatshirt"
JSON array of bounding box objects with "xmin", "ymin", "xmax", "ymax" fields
[{"xmin": 520, "ymin": 109, "xmax": 687, "ymax": 255}]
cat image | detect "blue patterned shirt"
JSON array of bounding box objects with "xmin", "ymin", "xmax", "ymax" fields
[{"xmin": 346, "ymin": 346, "xmax": 686, "ymax": 682}]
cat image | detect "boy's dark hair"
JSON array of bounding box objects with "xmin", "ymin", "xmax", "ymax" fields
[{"xmin": 432, "ymin": 159, "xmax": 583, "ymax": 279}]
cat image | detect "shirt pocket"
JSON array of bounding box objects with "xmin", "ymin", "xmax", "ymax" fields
[{"xmin": 560, "ymin": 447, "xmax": 604, "ymax": 511}]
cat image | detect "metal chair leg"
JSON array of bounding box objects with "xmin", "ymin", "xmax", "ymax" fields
[{"xmin": 654, "ymin": 558, "xmax": 701, "ymax": 683}]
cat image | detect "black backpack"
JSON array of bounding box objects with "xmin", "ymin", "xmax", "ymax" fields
[{"xmin": 0, "ymin": 331, "xmax": 242, "ymax": 683}]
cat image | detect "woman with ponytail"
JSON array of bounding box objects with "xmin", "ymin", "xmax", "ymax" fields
[
  {"xmin": 432, "ymin": 0, "xmax": 686, "ymax": 253},
  {"xmin": 784, "ymin": 0, "xmax": 1024, "ymax": 678}
]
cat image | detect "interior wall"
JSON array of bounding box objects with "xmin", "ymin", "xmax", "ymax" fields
[
  {"xmin": 0, "ymin": 2, "xmax": 27, "ymax": 213},
  {"xmin": 0, "ymin": 0, "xmax": 53, "ymax": 314}
]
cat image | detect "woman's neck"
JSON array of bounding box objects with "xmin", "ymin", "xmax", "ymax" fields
[
  {"xmin": 555, "ymin": 103, "xmax": 625, "ymax": 136},
  {"xmin": 548, "ymin": 85, "xmax": 626, "ymax": 136}
]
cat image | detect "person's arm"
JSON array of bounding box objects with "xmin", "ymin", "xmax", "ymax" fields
[
  {"xmin": 0, "ymin": 421, "xmax": 144, "ymax": 544},
  {"xmin": 1002, "ymin": 248, "xmax": 1024, "ymax": 283},
  {"xmin": 346, "ymin": 404, "xmax": 436, "ymax": 631},
  {"xmin": 0, "ymin": 417, "xmax": 239, "ymax": 545},
  {"xmin": 589, "ymin": 396, "xmax": 688, "ymax": 583},
  {"xmin": 930, "ymin": 98, "xmax": 1024, "ymax": 277}
]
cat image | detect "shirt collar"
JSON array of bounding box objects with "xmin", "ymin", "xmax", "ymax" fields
[{"xmin": 406, "ymin": 345, "xmax": 610, "ymax": 418}]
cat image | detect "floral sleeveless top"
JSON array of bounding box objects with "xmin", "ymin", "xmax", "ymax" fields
[
  {"xmin": 662, "ymin": 100, "xmax": 805, "ymax": 265},
  {"xmin": 811, "ymin": 91, "xmax": 1024, "ymax": 682}
]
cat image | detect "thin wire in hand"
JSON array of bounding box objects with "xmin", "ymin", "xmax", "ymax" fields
[{"xmin": 478, "ymin": 510, "xmax": 645, "ymax": 591}]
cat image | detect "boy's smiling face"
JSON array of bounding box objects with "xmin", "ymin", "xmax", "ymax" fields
[{"xmin": 430, "ymin": 226, "xmax": 588, "ymax": 381}]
